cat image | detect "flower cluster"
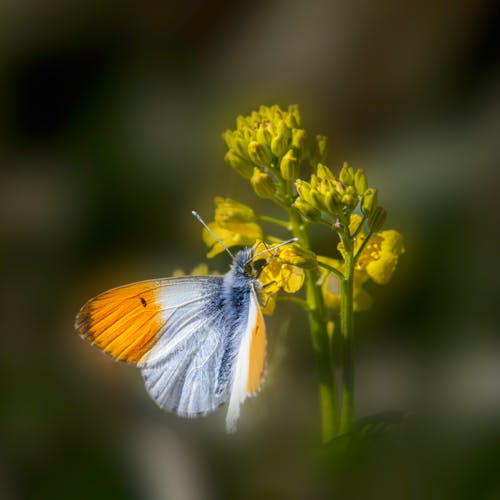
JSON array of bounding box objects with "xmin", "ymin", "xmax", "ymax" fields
[
  {"xmin": 295, "ymin": 162, "xmax": 384, "ymax": 232},
  {"xmin": 222, "ymin": 105, "xmax": 316, "ymax": 203}
]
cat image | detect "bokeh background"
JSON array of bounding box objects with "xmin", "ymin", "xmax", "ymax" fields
[{"xmin": 1, "ymin": 1, "xmax": 499, "ymax": 498}]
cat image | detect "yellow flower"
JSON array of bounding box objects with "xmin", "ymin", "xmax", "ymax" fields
[
  {"xmin": 203, "ymin": 197, "xmax": 263, "ymax": 257},
  {"xmin": 253, "ymin": 240, "xmax": 306, "ymax": 315},
  {"xmin": 339, "ymin": 215, "xmax": 406, "ymax": 285},
  {"xmin": 322, "ymin": 214, "xmax": 405, "ymax": 311}
]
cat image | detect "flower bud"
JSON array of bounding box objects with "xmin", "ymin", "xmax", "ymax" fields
[
  {"xmin": 270, "ymin": 132, "xmax": 289, "ymax": 157},
  {"xmin": 339, "ymin": 162, "xmax": 354, "ymax": 186},
  {"xmin": 368, "ymin": 206, "xmax": 387, "ymax": 233},
  {"xmin": 316, "ymin": 163, "xmax": 334, "ymax": 180},
  {"xmin": 295, "ymin": 180, "xmax": 315, "ymax": 206},
  {"xmin": 354, "ymin": 169, "xmax": 368, "ymax": 195},
  {"xmin": 325, "ymin": 190, "xmax": 342, "ymax": 215},
  {"xmin": 248, "ymin": 141, "xmax": 271, "ymax": 166},
  {"xmin": 288, "ymin": 104, "xmax": 302, "ymax": 127},
  {"xmin": 291, "ymin": 129, "xmax": 307, "ymax": 156},
  {"xmin": 233, "ymin": 137, "xmax": 249, "ymax": 158},
  {"xmin": 256, "ymin": 125, "xmax": 272, "ymax": 146},
  {"xmin": 251, "ymin": 168, "xmax": 276, "ymax": 199},
  {"xmin": 293, "ymin": 198, "xmax": 321, "ymax": 222},
  {"xmin": 224, "ymin": 149, "xmax": 254, "ymax": 179},
  {"xmin": 222, "ymin": 130, "xmax": 234, "ymax": 149},
  {"xmin": 311, "ymin": 190, "xmax": 328, "ymax": 212},
  {"xmin": 236, "ymin": 115, "xmax": 247, "ymax": 129},
  {"xmin": 280, "ymin": 150, "xmax": 299, "ymax": 180},
  {"xmin": 362, "ymin": 188, "xmax": 378, "ymax": 216}
]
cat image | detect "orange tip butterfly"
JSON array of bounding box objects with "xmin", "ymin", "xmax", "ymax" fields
[{"xmin": 75, "ymin": 211, "xmax": 297, "ymax": 432}]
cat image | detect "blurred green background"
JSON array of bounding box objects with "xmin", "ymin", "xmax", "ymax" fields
[{"xmin": 1, "ymin": 1, "xmax": 499, "ymax": 498}]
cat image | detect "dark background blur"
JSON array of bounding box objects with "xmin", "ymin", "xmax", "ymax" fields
[{"xmin": 1, "ymin": 1, "xmax": 499, "ymax": 499}]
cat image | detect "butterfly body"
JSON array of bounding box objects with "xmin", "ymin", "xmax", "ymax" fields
[{"xmin": 75, "ymin": 247, "xmax": 266, "ymax": 432}]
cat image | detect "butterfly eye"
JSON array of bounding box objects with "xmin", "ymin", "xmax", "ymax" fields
[{"xmin": 252, "ymin": 259, "xmax": 267, "ymax": 275}]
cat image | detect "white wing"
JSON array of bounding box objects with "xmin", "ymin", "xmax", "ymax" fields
[
  {"xmin": 140, "ymin": 276, "xmax": 231, "ymax": 418},
  {"xmin": 225, "ymin": 286, "xmax": 264, "ymax": 432}
]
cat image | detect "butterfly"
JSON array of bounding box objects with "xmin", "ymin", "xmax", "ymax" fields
[{"xmin": 75, "ymin": 211, "xmax": 296, "ymax": 432}]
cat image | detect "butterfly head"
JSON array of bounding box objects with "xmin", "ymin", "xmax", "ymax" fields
[{"xmin": 228, "ymin": 247, "xmax": 266, "ymax": 279}]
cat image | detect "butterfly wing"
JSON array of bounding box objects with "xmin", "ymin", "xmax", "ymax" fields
[
  {"xmin": 225, "ymin": 285, "xmax": 266, "ymax": 432},
  {"xmin": 75, "ymin": 276, "xmax": 232, "ymax": 417}
]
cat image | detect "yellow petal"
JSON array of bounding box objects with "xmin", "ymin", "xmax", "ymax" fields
[{"xmin": 349, "ymin": 214, "xmax": 363, "ymax": 237}]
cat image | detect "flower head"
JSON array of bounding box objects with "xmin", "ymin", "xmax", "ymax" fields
[
  {"xmin": 253, "ymin": 240, "xmax": 306, "ymax": 315},
  {"xmin": 203, "ymin": 197, "xmax": 263, "ymax": 257},
  {"xmin": 222, "ymin": 105, "xmax": 306, "ymax": 180},
  {"xmin": 320, "ymin": 215, "xmax": 405, "ymax": 311},
  {"xmin": 339, "ymin": 215, "xmax": 406, "ymax": 285}
]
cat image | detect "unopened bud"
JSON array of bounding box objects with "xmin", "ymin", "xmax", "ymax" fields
[
  {"xmin": 293, "ymin": 198, "xmax": 321, "ymax": 222},
  {"xmin": 354, "ymin": 169, "xmax": 368, "ymax": 195},
  {"xmin": 339, "ymin": 162, "xmax": 354, "ymax": 186},
  {"xmin": 233, "ymin": 137, "xmax": 248, "ymax": 158},
  {"xmin": 251, "ymin": 168, "xmax": 276, "ymax": 199},
  {"xmin": 325, "ymin": 191, "xmax": 342, "ymax": 215},
  {"xmin": 256, "ymin": 125, "xmax": 272, "ymax": 146},
  {"xmin": 291, "ymin": 129, "xmax": 307, "ymax": 156},
  {"xmin": 316, "ymin": 163, "xmax": 334, "ymax": 180},
  {"xmin": 248, "ymin": 141, "xmax": 271, "ymax": 166},
  {"xmin": 224, "ymin": 149, "xmax": 254, "ymax": 179},
  {"xmin": 280, "ymin": 150, "xmax": 300, "ymax": 180},
  {"xmin": 222, "ymin": 130, "xmax": 234, "ymax": 149},
  {"xmin": 270, "ymin": 132, "xmax": 289, "ymax": 158},
  {"xmin": 362, "ymin": 188, "xmax": 378, "ymax": 216},
  {"xmin": 295, "ymin": 180, "xmax": 315, "ymax": 205},
  {"xmin": 288, "ymin": 104, "xmax": 302, "ymax": 127}
]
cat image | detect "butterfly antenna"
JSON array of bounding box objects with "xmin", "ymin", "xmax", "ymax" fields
[
  {"xmin": 191, "ymin": 211, "xmax": 235, "ymax": 259},
  {"xmin": 252, "ymin": 237, "xmax": 298, "ymax": 260}
]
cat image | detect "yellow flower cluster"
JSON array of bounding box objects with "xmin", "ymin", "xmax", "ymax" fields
[
  {"xmin": 321, "ymin": 215, "xmax": 405, "ymax": 311},
  {"xmin": 202, "ymin": 197, "xmax": 263, "ymax": 257},
  {"xmin": 222, "ymin": 105, "xmax": 312, "ymax": 201},
  {"xmin": 295, "ymin": 163, "xmax": 372, "ymax": 223}
]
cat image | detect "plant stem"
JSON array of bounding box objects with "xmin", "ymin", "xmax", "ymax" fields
[
  {"xmin": 288, "ymin": 205, "xmax": 338, "ymax": 442},
  {"xmin": 317, "ymin": 261, "xmax": 344, "ymax": 280},
  {"xmin": 258, "ymin": 214, "xmax": 291, "ymax": 229},
  {"xmin": 339, "ymin": 233, "xmax": 355, "ymax": 434}
]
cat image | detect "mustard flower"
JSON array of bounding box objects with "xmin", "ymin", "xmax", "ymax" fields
[
  {"xmin": 253, "ymin": 240, "xmax": 306, "ymax": 315},
  {"xmin": 203, "ymin": 197, "xmax": 263, "ymax": 257},
  {"xmin": 339, "ymin": 215, "xmax": 406, "ymax": 285}
]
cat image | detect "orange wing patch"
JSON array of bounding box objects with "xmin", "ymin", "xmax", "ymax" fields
[
  {"xmin": 75, "ymin": 281, "xmax": 163, "ymax": 363},
  {"xmin": 246, "ymin": 306, "xmax": 266, "ymax": 394}
]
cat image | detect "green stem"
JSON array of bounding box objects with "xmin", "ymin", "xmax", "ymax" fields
[
  {"xmin": 339, "ymin": 233, "xmax": 355, "ymax": 434},
  {"xmin": 288, "ymin": 204, "xmax": 338, "ymax": 442},
  {"xmin": 258, "ymin": 215, "xmax": 291, "ymax": 229},
  {"xmin": 318, "ymin": 261, "xmax": 344, "ymax": 280}
]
